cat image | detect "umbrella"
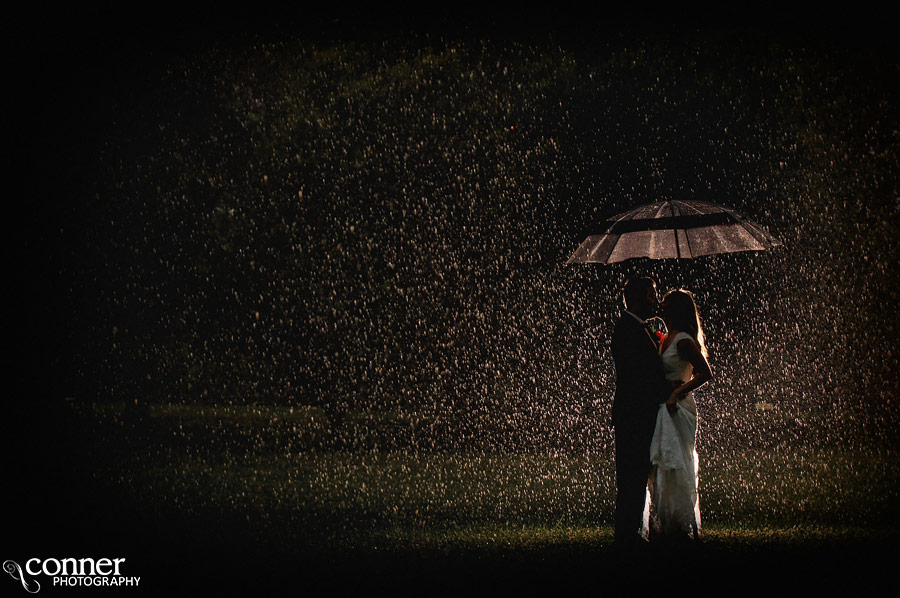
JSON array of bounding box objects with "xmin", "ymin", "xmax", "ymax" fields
[{"xmin": 565, "ymin": 200, "xmax": 782, "ymax": 264}]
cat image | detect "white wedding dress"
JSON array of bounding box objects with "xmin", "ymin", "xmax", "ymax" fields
[{"xmin": 643, "ymin": 331, "xmax": 701, "ymax": 540}]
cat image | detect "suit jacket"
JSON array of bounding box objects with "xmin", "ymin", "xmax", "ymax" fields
[{"xmin": 611, "ymin": 313, "xmax": 671, "ymax": 430}]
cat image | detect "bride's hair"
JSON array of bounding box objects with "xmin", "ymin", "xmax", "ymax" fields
[{"xmin": 662, "ymin": 289, "xmax": 708, "ymax": 358}]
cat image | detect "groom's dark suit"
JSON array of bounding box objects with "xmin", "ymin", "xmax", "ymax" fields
[{"xmin": 611, "ymin": 312, "xmax": 672, "ymax": 541}]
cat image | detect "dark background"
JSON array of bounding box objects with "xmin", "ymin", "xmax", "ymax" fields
[{"xmin": 6, "ymin": 7, "xmax": 899, "ymax": 592}]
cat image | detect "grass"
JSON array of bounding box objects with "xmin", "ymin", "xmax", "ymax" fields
[
  {"xmin": 22, "ymin": 400, "xmax": 900, "ymax": 591},
  {"xmin": 74, "ymin": 401, "xmax": 900, "ymax": 528}
]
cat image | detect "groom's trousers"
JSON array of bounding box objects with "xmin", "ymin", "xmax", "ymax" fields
[{"xmin": 613, "ymin": 418, "xmax": 654, "ymax": 541}]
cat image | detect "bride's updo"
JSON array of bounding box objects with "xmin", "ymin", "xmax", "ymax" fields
[{"xmin": 662, "ymin": 289, "xmax": 708, "ymax": 358}]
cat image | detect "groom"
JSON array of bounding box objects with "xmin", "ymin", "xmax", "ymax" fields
[{"xmin": 611, "ymin": 277, "xmax": 672, "ymax": 547}]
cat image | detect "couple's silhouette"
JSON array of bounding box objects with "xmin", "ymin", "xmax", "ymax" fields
[{"xmin": 610, "ymin": 277, "xmax": 712, "ymax": 547}]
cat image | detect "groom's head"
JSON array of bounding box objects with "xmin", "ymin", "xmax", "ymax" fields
[{"xmin": 622, "ymin": 277, "xmax": 659, "ymax": 319}]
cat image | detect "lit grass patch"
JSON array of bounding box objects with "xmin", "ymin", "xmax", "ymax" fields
[{"xmin": 72, "ymin": 402, "xmax": 900, "ymax": 554}]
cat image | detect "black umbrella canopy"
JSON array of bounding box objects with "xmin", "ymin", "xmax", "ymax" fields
[{"xmin": 565, "ymin": 200, "xmax": 783, "ymax": 264}]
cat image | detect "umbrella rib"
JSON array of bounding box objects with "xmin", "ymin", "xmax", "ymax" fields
[
  {"xmin": 730, "ymin": 211, "xmax": 780, "ymax": 248},
  {"xmin": 668, "ymin": 201, "xmax": 682, "ymax": 260},
  {"xmin": 673, "ymin": 201, "xmax": 694, "ymax": 259},
  {"xmin": 589, "ymin": 233, "xmax": 621, "ymax": 263},
  {"xmin": 605, "ymin": 208, "xmax": 641, "ymax": 232},
  {"xmin": 595, "ymin": 209, "xmax": 641, "ymax": 263}
]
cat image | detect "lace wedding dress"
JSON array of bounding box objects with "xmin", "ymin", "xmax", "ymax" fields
[{"xmin": 643, "ymin": 331, "xmax": 701, "ymax": 540}]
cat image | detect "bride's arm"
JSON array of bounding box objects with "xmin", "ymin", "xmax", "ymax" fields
[{"xmin": 665, "ymin": 338, "xmax": 712, "ymax": 406}]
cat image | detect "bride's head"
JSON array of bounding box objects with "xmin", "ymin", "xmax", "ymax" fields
[{"xmin": 661, "ymin": 289, "xmax": 708, "ymax": 358}]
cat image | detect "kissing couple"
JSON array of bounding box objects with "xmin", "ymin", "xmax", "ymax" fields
[{"xmin": 611, "ymin": 276, "xmax": 712, "ymax": 548}]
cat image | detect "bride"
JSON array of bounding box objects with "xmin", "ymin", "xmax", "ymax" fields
[{"xmin": 644, "ymin": 289, "xmax": 712, "ymax": 542}]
